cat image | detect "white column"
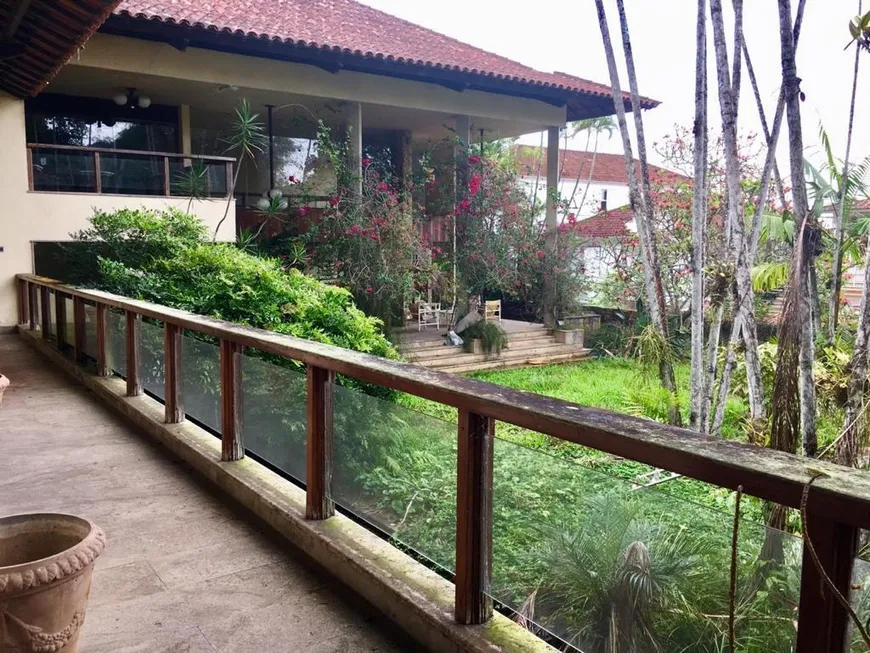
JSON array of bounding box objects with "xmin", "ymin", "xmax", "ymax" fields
[
  {"xmin": 179, "ymin": 105, "xmax": 192, "ymax": 155},
  {"xmin": 348, "ymin": 102, "xmax": 363, "ymax": 196},
  {"xmin": 544, "ymin": 126, "xmax": 560, "ymax": 327}
]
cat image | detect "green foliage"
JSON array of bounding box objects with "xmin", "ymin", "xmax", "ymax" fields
[
  {"xmin": 751, "ymin": 261, "xmax": 790, "ymax": 293},
  {"xmin": 462, "ymin": 320, "xmax": 508, "ymax": 355},
  {"xmin": 70, "ymin": 207, "xmax": 397, "ymax": 397},
  {"xmin": 815, "ymin": 336, "xmax": 854, "ymax": 410},
  {"xmin": 726, "ymin": 341, "xmax": 779, "ymax": 407}
]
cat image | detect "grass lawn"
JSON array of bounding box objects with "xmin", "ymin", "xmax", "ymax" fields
[{"xmin": 399, "ymin": 357, "xmax": 769, "ymax": 524}]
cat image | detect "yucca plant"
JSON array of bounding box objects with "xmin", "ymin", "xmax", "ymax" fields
[{"xmin": 213, "ymin": 98, "xmax": 267, "ymax": 240}]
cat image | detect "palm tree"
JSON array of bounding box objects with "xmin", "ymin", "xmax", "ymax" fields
[
  {"xmin": 527, "ymin": 494, "xmax": 717, "ymax": 653},
  {"xmin": 565, "ymin": 116, "xmax": 616, "ymax": 216}
]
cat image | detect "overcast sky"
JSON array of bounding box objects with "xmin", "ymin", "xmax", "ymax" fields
[{"xmin": 360, "ymin": 0, "xmax": 867, "ymax": 174}]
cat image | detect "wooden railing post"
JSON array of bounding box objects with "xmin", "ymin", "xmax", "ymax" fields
[
  {"xmin": 93, "ymin": 151, "xmax": 102, "ymax": 194},
  {"xmin": 306, "ymin": 366, "xmax": 335, "ymax": 520},
  {"xmin": 455, "ymin": 409, "xmax": 494, "ymax": 625},
  {"xmin": 220, "ymin": 339, "xmax": 243, "ymax": 461},
  {"xmin": 125, "ymin": 311, "xmax": 141, "ymax": 392},
  {"xmin": 163, "ymin": 157, "xmax": 172, "ymax": 196},
  {"xmin": 795, "ymin": 513, "xmax": 858, "ymax": 653},
  {"xmin": 39, "ymin": 286, "xmax": 50, "ymax": 337},
  {"xmin": 164, "ymin": 323, "xmax": 184, "ymax": 423},
  {"xmin": 95, "ymin": 304, "xmax": 109, "ymax": 377},
  {"xmin": 28, "ymin": 282, "xmax": 37, "ymax": 330},
  {"xmin": 17, "ymin": 279, "xmax": 27, "ymax": 326},
  {"xmin": 73, "ymin": 297, "xmax": 86, "ymax": 364},
  {"xmin": 55, "ymin": 292, "xmax": 67, "ymax": 350}
]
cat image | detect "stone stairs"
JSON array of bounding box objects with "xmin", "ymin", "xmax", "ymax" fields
[{"xmin": 399, "ymin": 326, "xmax": 590, "ymax": 374}]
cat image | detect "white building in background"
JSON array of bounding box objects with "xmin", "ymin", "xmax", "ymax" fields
[
  {"xmin": 515, "ymin": 145, "xmax": 687, "ymax": 283},
  {"xmin": 516, "ymin": 145, "xmax": 684, "ymax": 218}
]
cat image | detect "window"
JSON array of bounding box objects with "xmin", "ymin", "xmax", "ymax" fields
[{"xmin": 26, "ymin": 94, "xmax": 179, "ymax": 194}]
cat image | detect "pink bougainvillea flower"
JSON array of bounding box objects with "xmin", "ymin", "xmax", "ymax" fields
[
  {"xmin": 298, "ymin": 206, "xmax": 311, "ymax": 217},
  {"xmin": 378, "ymin": 182, "xmax": 390, "ymax": 192},
  {"xmin": 348, "ymin": 224, "xmax": 362, "ymax": 235},
  {"xmin": 288, "ymin": 175, "xmax": 297, "ymax": 183},
  {"xmin": 468, "ymin": 155, "xmax": 481, "ymax": 164},
  {"xmin": 365, "ymin": 287, "xmax": 374, "ymax": 293},
  {"xmin": 329, "ymin": 196, "xmax": 340, "ymax": 208},
  {"xmin": 468, "ymin": 174, "xmax": 482, "ymax": 196},
  {"xmin": 362, "ymin": 157, "xmax": 372, "ymax": 167},
  {"xmin": 537, "ymin": 249, "xmax": 546, "ymax": 259}
]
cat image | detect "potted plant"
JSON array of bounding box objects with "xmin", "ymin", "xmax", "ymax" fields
[
  {"xmin": 462, "ymin": 321, "xmax": 508, "ymax": 357},
  {"xmin": 0, "ymin": 513, "xmax": 105, "ymax": 653}
]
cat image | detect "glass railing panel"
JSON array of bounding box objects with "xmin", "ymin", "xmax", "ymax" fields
[
  {"xmin": 107, "ymin": 309, "xmax": 126, "ymax": 377},
  {"xmin": 99, "ymin": 153, "xmax": 165, "ymax": 196},
  {"xmin": 31, "ymin": 148, "xmax": 96, "ymax": 193},
  {"xmin": 239, "ymin": 352, "xmax": 307, "ymax": 481},
  {"xmin": 180, "ymin": 334, "xmax": 221, "ymax": 433},
  {"xmin": 332, "ymin": 384, "xmax": 457, "ymax": 574},
  {"xmin": 491, "ymin": 435, "xmax": 802, "ymax": 653},
  {"xmin": 139, "ymin": 319, "xmax": 165, "ymax": 401},
  {"xmin": 850, "ymin": 556, "xmax": 870, "ymax": 651},
  {"xmin": 63, "ymin": 297, "xmax": 74, "ymax": 346},
  {"xmin": 169, "ymin": 159, "xmax": 229, "ymax": 198},
  {"xmin": 83, "ymin": 303, "xmax": 97, "ymax": 359}
]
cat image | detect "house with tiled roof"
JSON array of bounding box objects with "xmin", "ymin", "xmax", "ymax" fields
[
  {"xmin": 0, "ymin": 0, "xmax": 655, "ymax": 327},
  {"xmin": 515, "ymin": 145, "xmax": 687, "ymax": 218}
]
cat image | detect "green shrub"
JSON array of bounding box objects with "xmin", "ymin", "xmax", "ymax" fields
[
  {"xmin": 462, "ymin": 320, "xmax": 508, "ymax": 354},
  {"xmin": 70, "ymin": 208, "xmax": 397, "ymax": 397}
]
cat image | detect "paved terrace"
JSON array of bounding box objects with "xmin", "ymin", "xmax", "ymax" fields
[{"xmin": 0, "ymin": 336, "xmax": 413, "ymax": 653}]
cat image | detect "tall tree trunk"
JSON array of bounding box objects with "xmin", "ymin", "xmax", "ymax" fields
[
  {"xmin": 742, "ymin": 40, "xmax": 788, "ymax": 209},
  {"xmin": 596, "ymin": 0, "xmax": 681, "ymax": 426},
  {"xmin": 839, "ymin": 239, "xmax": 870, "ymax": 466},
  {"xmin": 778, "ymin": 0, "xmax": 817, "ymax": 458},
  {"xmin": 747, "ymin": 0, "xmax": 806, "ymax": 261},
  {"xmin": 828, "ymin": 0, "xmax": 862, "ymax": 342},
  {"xmin": 690, "ymin": 0, "xmax": 709, "ymax": 431},
  {"xmin": 703, "ymin": 302, "xmax": 725, "ymax": 433},
  {"xmin": 710, "ymin": 0, "xmax": 766, "ymax": 425},
  {"xmin": 566, "ymin": 128, "xmax": 593, "ymax": 212}
]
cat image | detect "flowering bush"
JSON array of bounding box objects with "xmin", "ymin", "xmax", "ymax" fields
[{"xmin": 454, "ymin": 145, "xmax": 588, "ymax": 320}]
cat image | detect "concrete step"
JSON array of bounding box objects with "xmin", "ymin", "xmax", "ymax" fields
[
  {"xmin": 404, "ymin": 335, "xmax": 558, "ymax": 362},
  {"xmin": 419, "ymin": 343, "xmax": 583, "ymax": 370},
  {"xmin": 397, "ymin": 327, "xmax": 552, "ymax": 353},
  {"xmin": 438, "ymin": 349, "xmax": 591, "ymax": 374}
]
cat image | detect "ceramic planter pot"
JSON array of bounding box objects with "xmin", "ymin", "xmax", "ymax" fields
[
  {"xmin": 0, "ymin": 514, "xmax": 105, "ymax": 653},
  {"xmin": 465, "ymin": 339, "xmax": 484, "ymax": 355}
]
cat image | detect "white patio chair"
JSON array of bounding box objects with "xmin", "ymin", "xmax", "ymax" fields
[{"xmin": 418, "ymin": 302, "xmax": 441, "ymax": 331}]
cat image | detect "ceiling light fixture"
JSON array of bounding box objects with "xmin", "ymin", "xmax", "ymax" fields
[{"xmin": 112, "ymin": 87, "xmax": 151, "ymax": 109}]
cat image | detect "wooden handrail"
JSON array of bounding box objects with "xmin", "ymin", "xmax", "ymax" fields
[
  {"xmin": 14, "ymin": 273, "xmax": 869, "ymax": 652},
  {"xmin": 26, "ymin": 142, "xmax": 236, "ymax": 163},
  {"xmin": 16, "ymin": 273, "xmax": 870, "ymax": 527}
]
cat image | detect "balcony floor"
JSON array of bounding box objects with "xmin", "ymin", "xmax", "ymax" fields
[{"xmin": 0, "ymin": 335, "xmax": 413, "ymax": 653}]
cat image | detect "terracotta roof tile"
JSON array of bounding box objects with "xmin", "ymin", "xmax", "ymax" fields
[
  {"xmin": 114, "ymin": 0, "xmax": 657, "ymax": 105},
  {"xmin": 516, "ymin": 145, "xmax": 688, "ymax": 185},
  {"xmin": 577, "ymin": 205, "xmax": 634, "ymax": 238}
]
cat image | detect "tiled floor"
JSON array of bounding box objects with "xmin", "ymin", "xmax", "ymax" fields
[{"xmin": 0, "ymin": 335, "xmax": 417, "ymax": 652}]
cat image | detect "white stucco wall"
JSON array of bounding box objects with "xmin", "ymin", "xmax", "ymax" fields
[
  {"xmin": 521, "ymin": 176, "xmax": 630, "ymax": 218},
  {"xmin": 0, "ymin": 93, "xmax": 232, "ymax": 328}
]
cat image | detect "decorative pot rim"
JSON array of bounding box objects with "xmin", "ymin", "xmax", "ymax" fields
[{"xmin": 0, "ymin": 513, "xmax": 106, "ymax": 596}]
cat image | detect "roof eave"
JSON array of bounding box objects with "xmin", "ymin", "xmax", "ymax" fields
[{"xmin": 101, "ymin": 13, "xmax": 658, "ymax": 121}]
